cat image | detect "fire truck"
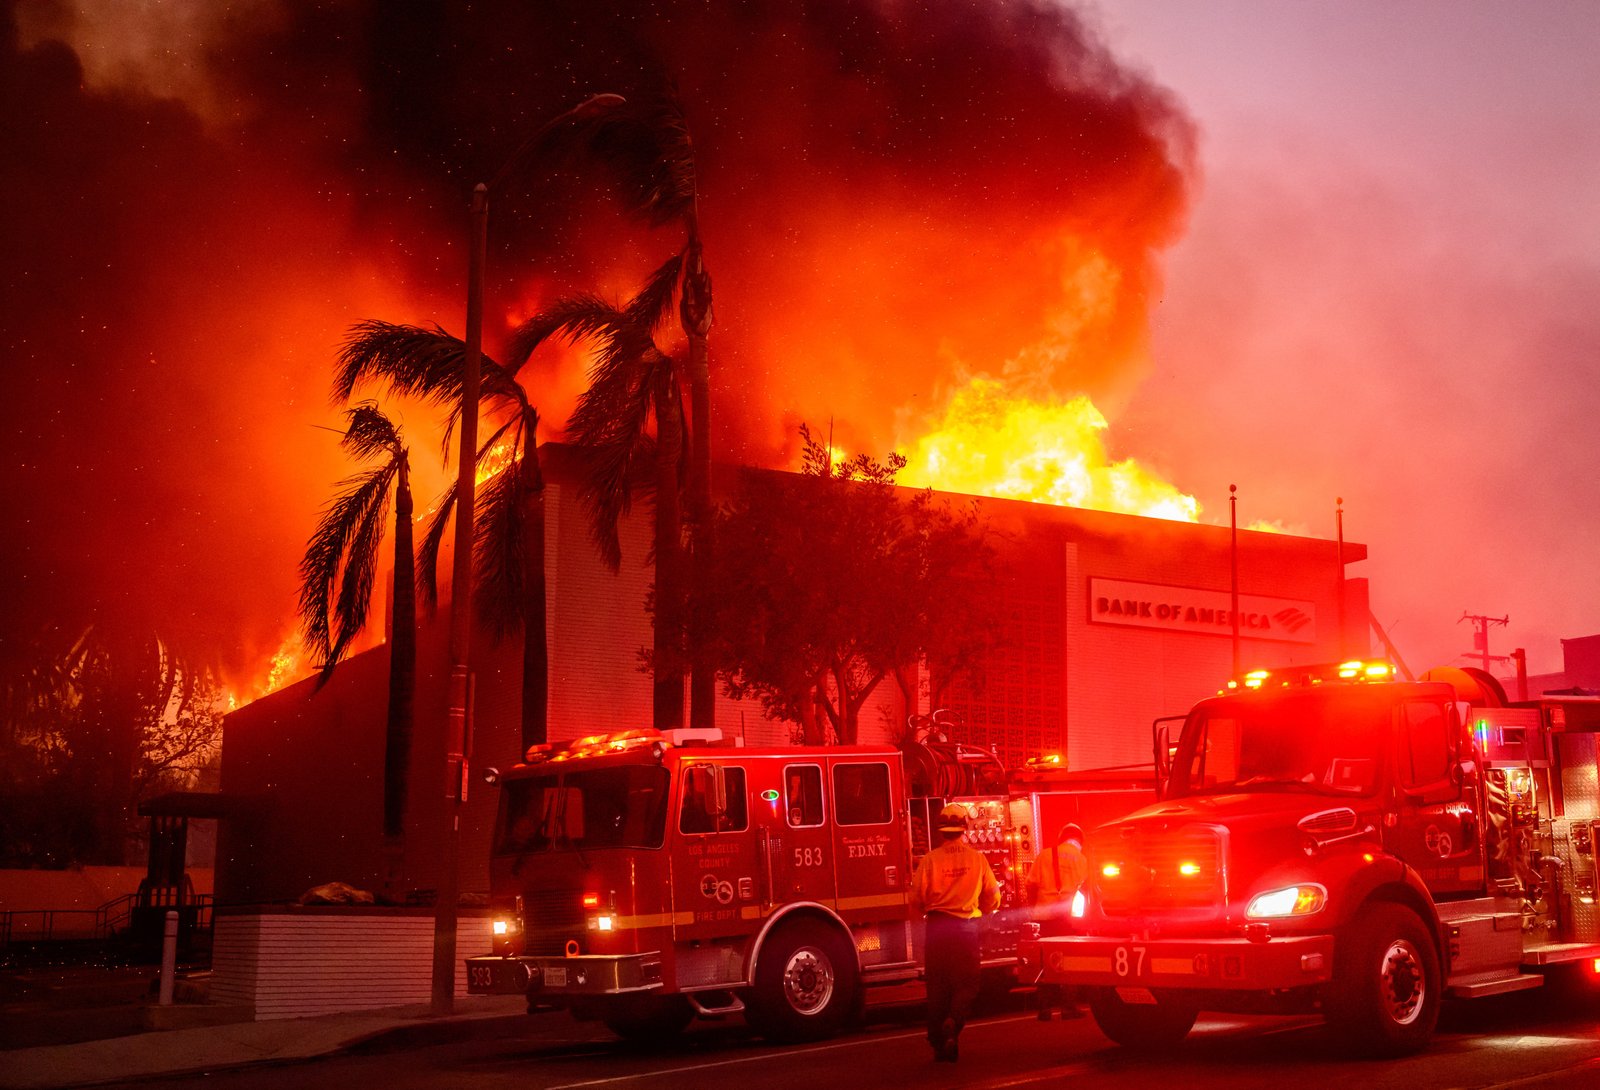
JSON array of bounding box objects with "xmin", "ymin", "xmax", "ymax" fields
[
  {"xmin": 1028, "ymin": 659, "xmax": 1600, "ymax": 1057},
  {"xmin": 464, "ymin": 724, "xmax": 1153, "ymax": 1042}
]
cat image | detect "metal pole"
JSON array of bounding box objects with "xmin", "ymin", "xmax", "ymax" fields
[
  {"xmin": 1336, "ymin": 497, "xmax": 1346, "ymax": 659},
  {"xmin": 1230, "ymin": 484, "xmax": 1240, "ymax": 677},
  {"xmin": 159, "ymin": 910, "xmax": 178, "ymax": 1006},
  {"xmin": 432, "ymin": 182, "xmax": 487, "ymax": 1017}
]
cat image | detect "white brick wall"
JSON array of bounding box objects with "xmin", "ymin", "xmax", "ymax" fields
[{"xmin": 209, "ymin": 910, "xmax": 494, "ymax": 1019}]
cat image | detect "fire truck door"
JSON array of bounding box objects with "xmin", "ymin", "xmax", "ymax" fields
[
  {"xmin": 674, "ymin": 762, "xmax": 762, "ymax": 942},
  {"xmin": 765, "ymin": 762, "xmax": 836, "ymax": 906},
  {"xmin": 1388, "ymin": 700, "xmax": 1485, "ymax": 896},
  {"xmin": 829, "ymin": 759, "xmax": 906, "ymax": 914}
]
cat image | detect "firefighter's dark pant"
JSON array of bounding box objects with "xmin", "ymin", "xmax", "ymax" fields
[{"xmin": 925, "ymin": 912, "xmax": 981, "ymax": 1049}]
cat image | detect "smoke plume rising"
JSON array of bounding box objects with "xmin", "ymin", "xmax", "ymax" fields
[{"xmin": 0, "ymin": 0, "xmax": 1194, "ymax": 688}]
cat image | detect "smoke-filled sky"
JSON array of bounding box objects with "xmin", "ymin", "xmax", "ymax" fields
[
  {"xmin": 1096, "ymin": 0, "xmax": 1600, "ymax": 679},
  {"xmin": 2, "ymin": 0, "xmax": 1595, "ymax": 692}
]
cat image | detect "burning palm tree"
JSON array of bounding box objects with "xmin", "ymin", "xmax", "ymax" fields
[
  {"xmin": 585, "ymin": 89, "xmax": 716, "ymax": 728},
  {"xmin": 332, "ymin": 323, "xmax": 551, "ymax": 750},
  {"xmin": 298, "ymin": 403, "xmax": 416, "ymax": 837},
  {"xmin": 507, "ymin": 257, "xmax": 688, "ymax": 730}
]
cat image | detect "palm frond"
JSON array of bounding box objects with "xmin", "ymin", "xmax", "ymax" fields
[
  {"xmin": 415, "ymin": 417, "xmax": 517, "ymax": 612},
  {"xmin": 627, "ymin": 254, "xmax": 685, "ymax": 336},
  {"xmin": 588, "ymin": 91, "xmax": 698, "ymax": 230},
  {"xmin": 575, "ymin": 430, "xmax": 657, "ymax": 571},
  {"xmin": 335, "ymin": 320, "xmax": 522, "ymax": 409},
  {"xmin": 298, "ymin": 462, "xmax": 398, "ymax": 680},
  {"xmin": 473, "ymin": 453, "xmax": 526, "ymax": 639},
  {"xmin": 416, "ymin": 481, "xmax": 455, "ymax": 614},
  {"xmin": 340, "ymin": 402, "xmax": 402, "ymax": 462}
]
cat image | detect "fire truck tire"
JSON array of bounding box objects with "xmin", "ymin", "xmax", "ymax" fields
[
  {"xmin": 1085, "ymin": 987, "xmax": 1198, "ymax": 1049},
  {"xmin": 597, "ymin": 995, "xmax": 695, "ymax": 1042},
  {"xmin": 1324, "ymin": 903, "xmax": 1441, "ymax": 1057},
  {"xmin": 745, "ymin": 921, "xmax": 858, "ymax": 1042}
]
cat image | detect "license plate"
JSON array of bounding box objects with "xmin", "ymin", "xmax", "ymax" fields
[{"xmin": 545, "ymin": 965, "xmax": 568, "ymax": 988}]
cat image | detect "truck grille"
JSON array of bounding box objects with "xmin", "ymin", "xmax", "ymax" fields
[
  {"xmin": 1090, "ymin": 824, "xmax": 1223, "ymax": 915},
  {"xmin": 521, "ymin": 889, "xmax": 586, "ymax": 955}
]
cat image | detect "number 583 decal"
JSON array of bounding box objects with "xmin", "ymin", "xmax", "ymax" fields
[{"xmin": 793, "ymin": 846, "xmax": 825, "ymax": 867}]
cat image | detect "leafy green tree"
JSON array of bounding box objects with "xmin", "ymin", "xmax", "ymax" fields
[
  {"xmin": 333, "ymin": 322, "xmax": 551, "ymax": 749},
  {"xmin": 506, "ymin": 258, "xmax": 689, "ymax": 730},
  {"xmin": 297, "ymin": 403, "xmax": 416, "ymax": 837},
  {"xmin": 692, "ymin": 426, "xmax": 1001, "ymax": 744},
  {"xmin": 585, "ymin": 90, "xmax": 717, "ymax": 728}
]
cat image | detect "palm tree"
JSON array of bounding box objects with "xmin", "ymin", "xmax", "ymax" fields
[
  {"xmin": 586, "ymin": 89, "xmax": 717, "ymax": 729},
  {"xmin": 298, "ymin": 403, "xmax": 415, "ymax": 837},
  {"xmin": 332, "ymin": 322, "xmax": 551, "ymax": 750},
  {"xmin": 506, "ymin": 257, "xmax": 689, "ymax": 730}
]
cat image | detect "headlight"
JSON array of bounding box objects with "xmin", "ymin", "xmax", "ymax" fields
[
  {"xmin": 492, "ymin": 916, "xmax": 522, "ymax": 936},
  {"xmin": 1245, "ymin": 884, "xmax": 1327, "ymax": 919}
]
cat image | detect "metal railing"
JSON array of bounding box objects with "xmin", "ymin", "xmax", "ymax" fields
[{"xmin": 1, "ymin": 891, "xmax": 212, "ymax": 948}]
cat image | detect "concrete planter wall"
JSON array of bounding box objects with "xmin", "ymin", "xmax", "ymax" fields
[{"xmin": 210, "ymin": 906, "xmax": 494, "ymax": 1020}]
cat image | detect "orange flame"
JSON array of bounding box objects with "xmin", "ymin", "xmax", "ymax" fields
[{"xmin": 898, "ymin": 376, "xmax": 1199, "ymax": 521}]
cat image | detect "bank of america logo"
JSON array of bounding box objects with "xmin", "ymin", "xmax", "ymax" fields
[{"xmin": 1274, "ymin": 608, "xmax": 1312, "ymax": 633}]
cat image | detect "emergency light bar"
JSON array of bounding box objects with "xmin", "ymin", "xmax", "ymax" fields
[
  {"xmin": 524, "ymin": 728, "xmax": 667, "ymax": 765},
  {"xmin": 1222, "ymin": 660, "xmax": 1396, "ymax": 693}
]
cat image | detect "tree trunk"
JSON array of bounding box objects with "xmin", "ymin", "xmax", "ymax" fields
[
  {"xmin": 382, "ymin": 455, "xmax": 416, "ymax": 840},
  {"xmin": 652, "ymin": 363, "xmax": 686, "ymax": 731},
  {"xmin": 680, "ymin": 233, "xmax": 716, "ymax": 732},
  {"xmin": 519, "ymin": 445, "xmax": 550, "ymax": 750}
]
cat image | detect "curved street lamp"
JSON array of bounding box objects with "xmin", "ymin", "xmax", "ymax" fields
[{"xmin": 433, "ymin": 93, "xmax": 626, "ymax": 1017}]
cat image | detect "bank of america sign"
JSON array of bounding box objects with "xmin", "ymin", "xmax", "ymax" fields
[{"xmin": 1088, "ymin": 578, "xmax": 1318, "ymax": 644}]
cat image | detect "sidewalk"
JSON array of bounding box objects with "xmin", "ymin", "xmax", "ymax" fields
[{"xmin": 0, "ymin": 982, "xmax": 528, "ymax": 1090}]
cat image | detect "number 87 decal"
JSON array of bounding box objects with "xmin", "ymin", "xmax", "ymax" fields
[{"xmin": 1114, "ymin": 946, "xmax": 1147, "ymax": 977}]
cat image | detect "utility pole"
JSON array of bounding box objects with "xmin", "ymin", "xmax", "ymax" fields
[{"xmin": 1459, "ymin": 612, "xmax": 1509, "ymax": 674}]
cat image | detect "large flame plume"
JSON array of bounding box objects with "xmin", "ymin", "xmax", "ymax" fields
[
  {"xmin": 2, "ymin": 0, "xmax": 1197, "ymax": 693},
  {"xmin": 900, "ymin": 377, "xmax": 1199, "ymax": 521}
]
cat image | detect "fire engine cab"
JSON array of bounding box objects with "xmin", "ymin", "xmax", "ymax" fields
[
  {"xmin": 465, "ymin": 725, "xmax": 1153, "ymax": 1042},
  {"xmin": 1029, "ymin": 660, "xmax": 1600, "ymax": 1057}
]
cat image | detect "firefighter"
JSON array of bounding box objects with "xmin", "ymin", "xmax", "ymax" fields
[
  {"xmin": 909, "ymin": 803, "xmax": 1001, "ymax": 1063},
  {"xmin": 1026, "ymin": 822, "xmax": 1089, "ymax": 1020}
]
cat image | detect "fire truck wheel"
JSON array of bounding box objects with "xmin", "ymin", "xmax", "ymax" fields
[
  {"xmin": 1324, "ymin": 903, "xmax": 1441, "ymax": 1057},
  {"xmin": 598, "ymin": 995, "xmax": 695, "ymax": 1042},
  {"xmin": 1085, "ymin": 987, "xmax": 1198, "ymax": 1050},
  {"xmin": 746, "ymin": 921, "xmax": 858, "ymax": 1042}
]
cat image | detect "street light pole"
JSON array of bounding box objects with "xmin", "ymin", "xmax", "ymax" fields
[
  {"xmin": 430, "ymin": 95, "xmax": 625, "ymax": 1019},
  {"xmin": 431, "ymin": 183, "xmax": 486, "ymax": 1018},
  {"xmin": 1230, "ymin": 484, "xmax": 1240, "ymax": 678}
]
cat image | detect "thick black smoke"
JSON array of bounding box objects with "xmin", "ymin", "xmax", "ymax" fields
[{"xmin": 0, "ymin": 0, "xmax": 1194, "ymax": 682}]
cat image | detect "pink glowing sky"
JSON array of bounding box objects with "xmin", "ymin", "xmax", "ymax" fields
[{"xmin": 1093, "ymin": 0, "xmax": 1600, "ymax": 677}]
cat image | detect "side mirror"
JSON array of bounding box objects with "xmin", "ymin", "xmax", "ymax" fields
[{"xmin": 687, "ymin": 764, "xmax": 727, "ymax": 816}]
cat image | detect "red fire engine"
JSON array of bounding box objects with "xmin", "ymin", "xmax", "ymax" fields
[
  {"xmin": 465, "ymin": 724, "xmax": 1152, "ymax": 1042},
  {"xmin": 1028, "ymin": 660, "xmax": 1600, "ymax": 1057}
]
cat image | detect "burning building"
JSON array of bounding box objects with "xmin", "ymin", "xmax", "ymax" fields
[{"xmin": 216, "ymin": 443, "xmax": 1366, "ymax": 905}]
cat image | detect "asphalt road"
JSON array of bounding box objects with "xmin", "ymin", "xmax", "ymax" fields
[{"xmin": 84, "ymin": 984, "xmax": 1600, "ymax": 1090}]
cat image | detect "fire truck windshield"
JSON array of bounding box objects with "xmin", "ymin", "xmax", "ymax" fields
[
  {"xmin": 494, "ymin": 765, "xmax": 670, "ymax": 854},
  {"xmin": 1168, "ymin": 689, "xmax": 1392, "ymax": 799}
]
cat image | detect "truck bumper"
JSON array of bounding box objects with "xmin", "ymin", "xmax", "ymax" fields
[
  {"xmin": 465, "ymin": 954, "xmax": 664, "ymax": 997},
  {"xmin": 1029, "ymin": 932, "xmax": 1335, "ymax": 992}
]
